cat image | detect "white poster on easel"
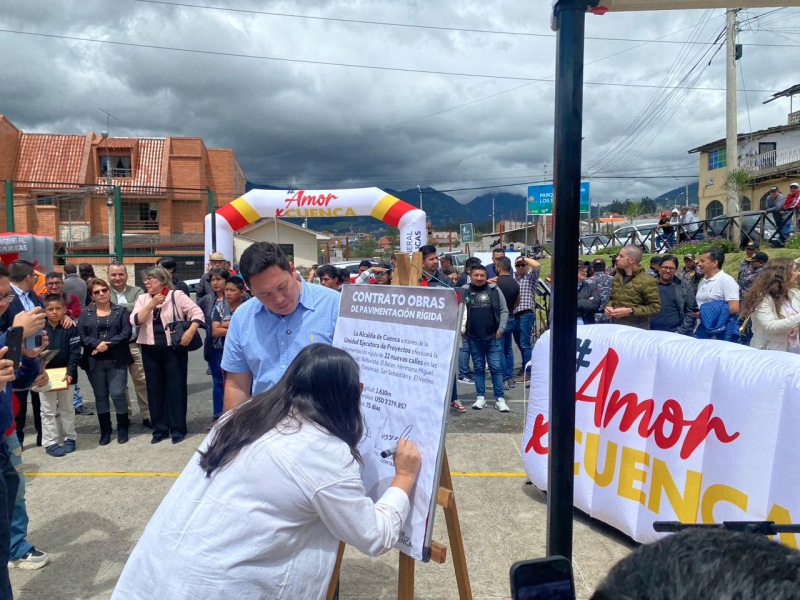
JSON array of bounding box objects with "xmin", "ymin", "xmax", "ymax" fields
[{"xmin": 334, "ymin": 285, "xmax": 460, "ymax": 561}]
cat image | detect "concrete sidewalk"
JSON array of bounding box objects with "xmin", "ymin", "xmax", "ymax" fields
[{"xmin": 9, "ymin": 352, "xmax": 635, "ymax": 599}]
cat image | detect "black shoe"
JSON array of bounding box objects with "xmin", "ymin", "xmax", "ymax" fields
[
  {"xmin": 171, "ymin": 435, "xmax": 186, "ymax": 445},
  {"xmin": 142, "ymin": 418, "xmax": 154, "ymax": 430},
  {"xmin": 116, "ymin": 413, "xmax": 129, "ymax": 445},
  {"xmin": 151, "ymin": 434, "xmax": 167, "ymax": 444},
  {"xmin": 75, "ymin": 405, "xmax": 94, "ymax": 416},
  {"xmin": 98, "ymin": 413, "xmax": 112, "ymax": 446}
]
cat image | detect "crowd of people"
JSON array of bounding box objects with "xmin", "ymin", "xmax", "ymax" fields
[{"xmin": 0, "ymin": 236, "xmax": 796, "ymax": 596}]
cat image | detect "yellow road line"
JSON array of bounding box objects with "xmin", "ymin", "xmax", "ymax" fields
[{"xmin": 24, "ymin": 471, "xmax": 527, "ymax": 478}]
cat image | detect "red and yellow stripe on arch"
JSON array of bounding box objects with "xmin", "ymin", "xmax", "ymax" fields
[
  {"xmin": 216, "ymin": 196, "xmax": 261, "ymax": 231},
  {"xmin": 370, "ymin": 194, "xmax": 417, "ymax": 228}
]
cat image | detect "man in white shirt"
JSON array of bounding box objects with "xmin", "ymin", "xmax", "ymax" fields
[
  {"xmin": 695, "ymin": 248, "xmax": 740, "ymax": 342},
  {"xmin": 679, "ymin": 206, "xmax": 699, "ymax": 242}
]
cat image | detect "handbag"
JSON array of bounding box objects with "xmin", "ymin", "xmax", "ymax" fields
[{"xmin": 166, "ymin": 292, "xmax": 203, "ymax": 352}]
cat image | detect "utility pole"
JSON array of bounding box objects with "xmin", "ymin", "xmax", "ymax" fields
[
  {"xmin": 417, "ymin": 185, "xmax": 423, "ymax": 212},
  {"xmin": 492, "ymin": 189, "xmax": 497, "ymax": 233},
  {"xmin": 685, "ymin": 180, "xmax": 689, "ymax": 206},
  {"xmin": 100, "ymin": 109, "xmax": 118, "ymax": 257},
  {"xmin": 725, "ymin": 9, "xmax": 738, "ymax": 222}
]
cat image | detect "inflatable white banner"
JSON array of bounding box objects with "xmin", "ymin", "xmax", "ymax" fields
[
  {"xmin": 204, "ymin": 187, "xmax": 427, "ymax": 263},
  {"xmin": 522, "ymin": 325, "xmax": 800, "ymax": 547}
]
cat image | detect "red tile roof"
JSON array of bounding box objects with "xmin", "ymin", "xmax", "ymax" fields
[
  {"xmin": 102, "ymin": 138, "xmax": 137, "ymax": 149},
  {"xmin": 13, "ymin": 133, "xmax": 86, "ymax": 188}
]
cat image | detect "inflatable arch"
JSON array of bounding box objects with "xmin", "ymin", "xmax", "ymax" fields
[
  {"xmin": 0, "ymin": 233, "xmax": 54, "ymax": 272},
  {"xmin": 204, "ymin": 188, "xmax": 427, "ymax": 262}
]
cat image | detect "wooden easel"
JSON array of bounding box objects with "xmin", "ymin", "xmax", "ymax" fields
[
  {"xmin": 325, "ymin": 450, "xmax": 472, "ymax": 600},
  {"xmin": 326, "ymin": 252, "xmax": 472, "ymax": 599}
]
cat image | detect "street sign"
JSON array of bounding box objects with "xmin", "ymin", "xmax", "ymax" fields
[
  {"xmin": 460, "ymin": 223, "xmax": 474, "ymax": 243},
  {"xmin": 527, "ymin": 182, "xmax": 590, "ymax": 215}
]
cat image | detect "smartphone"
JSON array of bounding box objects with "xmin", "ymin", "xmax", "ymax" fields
[
  {"xmin": 160, "ymin": 285, "xmax": 170, "ymax": 296},
  {"xmin": 24, "ymin": 328, "xmax": 43, "ymax": 351},
  {"xmin": 510, "ymin": 556, "xmax": 575, "ymax": 600},
  {"xmin": 5, "ymin": 326, "xmax": 23, "ymax": 370}
]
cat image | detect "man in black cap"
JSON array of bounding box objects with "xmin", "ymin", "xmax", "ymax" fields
[
  {"xmin": 738, "ymin": 250, "xmax": 768, "ymax": 300},
  {"xmin": 588, "ymin": 257, "xmax": 612, "ymax": 323},
  {"xmin": 647, "ymin": 255, "xmax": 663, "ymax": 278},
  {"xmin": 737, "ymin": 241, "xmax": 759, "ymax": 284},
  {"xmin": 678, "ymin": 253, "xmax": 702, "ymax": 292}
]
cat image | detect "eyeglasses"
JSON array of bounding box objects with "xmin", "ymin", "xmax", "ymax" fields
[
  {"xmin": 144, "ymin": 276, "xmax": 159, "ymax": 283},
  {"xmin": 0, "ymin": 293, "xmax": 16, "ymax": 303},
  {"xmin": 515, "ymin": 263, "xmax": 525, "ymax": 268},
  {"xmin": 660, "ymin": 266, "xmax": 676, "ymax": 272},
  {"xmin": 92, "ymin": 289, "xmax": 110, "ymax": 296}
]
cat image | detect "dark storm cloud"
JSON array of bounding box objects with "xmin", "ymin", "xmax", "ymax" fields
[{"xmin": 2, "ymin": 0, "xmax": 796, "ymax": 204}]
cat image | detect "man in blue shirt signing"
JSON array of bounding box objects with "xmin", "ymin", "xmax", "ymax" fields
[{"xmin": 222, "ymin": 242, "xmax": 340, "ymax": 410}]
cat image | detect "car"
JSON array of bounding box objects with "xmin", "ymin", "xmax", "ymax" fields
[
  {"xmin": 184, "ymin": 278, "xmax": 200, "ymax": 295},
  {"xmin": 440, "ymin": 251, "xmax": 468, "ymax": 273},
  {"xmin": 612, "ymin": 223, "xmax": 660, "ymax": 252},
  {"xmin": 331, "ymin": 260, "xmax": 373, "ymax": 283},
  {"xmin": 705, "ymin": 211, "xmax": 778, "ymax": 248},
  {"xmin": 580, "ymin": 234, "xmax": 609, "ymax": 255}
]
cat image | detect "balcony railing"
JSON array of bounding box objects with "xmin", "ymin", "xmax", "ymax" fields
[{"xmin": 740, "ymin": 143, "xmax": 800, "ymax": 174}]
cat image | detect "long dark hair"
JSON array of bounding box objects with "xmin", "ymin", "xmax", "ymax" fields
[
  {"xmin": 741, "ymin": 257, "xmax": 795, "ymax": 319},
  {"xmin": 198, "ymin": 344, "xmax": 363, "ymax": 477}
]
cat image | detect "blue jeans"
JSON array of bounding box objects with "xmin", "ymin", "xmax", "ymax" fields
[
  {"xmin": 208, "ymin": 347, "xmax": 225, "ymax": 417},
  {"xmin": 502, "ymin": 316, "xmax": 515, "ymax": 380},
  {"xmin": 458, "ymin": 337, "xmax": 471, "ymax": 378},
  {"xmin": 0, "ymin": 436, "xmax": 17, "ymax": 596},
  {"xmin": 72, "ymin": 383, "xmax": 82, "ymax": 409},
  {"xmin": 5, "ymin": 433, "xmax": 31, "ymax": 561},
  {"xmin": 468, "ymin": 338, "xmax": 505, "ymax": 399},
  {"xmin": 513, "ymin": 312, "xmax": 534, "ymax": 374}
]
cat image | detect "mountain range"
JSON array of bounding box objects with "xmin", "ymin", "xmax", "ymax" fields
[{"xmin": 244, "ymin": 181, "xmax": 699, "ymax": 233}]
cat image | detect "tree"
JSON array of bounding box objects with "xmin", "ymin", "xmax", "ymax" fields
[
  {"xmin": 624, "ymin": 201, "xmax": 645, "ymax": 223},
  {"xmin": 722, "ymin": 168, "xmax": 752, "ymax": 243},
  {"xmin": 640, "ymin": 196, "xmax": 656, "ymax": 214},
  {"xmin": 385, "ymin": 225, "xmax": 399, "ymax": 248},
  {"xmin": 352, "ymin": 238, "xmax": 378, "ymax": 258}
]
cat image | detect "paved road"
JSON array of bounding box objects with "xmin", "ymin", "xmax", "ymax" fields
[{"xmin": 10, "ymin": 341, "xmax": 633, "ymax": 600}]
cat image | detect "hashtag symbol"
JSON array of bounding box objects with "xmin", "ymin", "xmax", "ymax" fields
[{"xmin": 576, "ymin": 338, "xmax": 592, "ymax": 373}]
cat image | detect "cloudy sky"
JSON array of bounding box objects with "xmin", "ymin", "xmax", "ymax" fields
[{"xmin": 2, "ymin": 0, "xmax": 798, "ymax": 204}]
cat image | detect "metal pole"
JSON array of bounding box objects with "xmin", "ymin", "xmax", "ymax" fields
[
  {"xmin": 725, "ymin": 9, "xmax": 738, "ymax": 220},
  {"xmin": 417, "ymin": 185, "xmax": 423, "ymax": 212},
  {"xmin": 114, "ymin": 186, "xmax": 123, "ymax": 263},
  {"xmin": 4, "ymin": 181, "xmax": 13, "ymax": 232},
  {"xmin": 208, "ymin": 189, "xmax": 217, "ymax": 253},
  {"xmin": 548, "ymin": 0, "xmax": 588, "ymax": 560},
  {"xmin": 492, "ymin": 190, "xmax": 496, "ymax": 233}
]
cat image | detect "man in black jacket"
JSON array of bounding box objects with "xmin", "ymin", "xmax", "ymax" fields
[
  {"xmin": 649, "ymin": 254, "xmax": 697, "ymax": 335},
  {"xmin": 155, "ymin": 257, "xmax": 190, "ymax": 296}
]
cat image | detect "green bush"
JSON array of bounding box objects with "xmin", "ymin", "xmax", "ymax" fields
[
  {"xmin": 786, "ymin": 234, "xmax": 800, "ymax": 250},
  {"xmin": 672, "ymin": 236, "xmax": 737, "ymax": 256}
]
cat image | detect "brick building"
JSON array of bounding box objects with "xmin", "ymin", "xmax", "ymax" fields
[{"xmin": 0, "ymin": 115, "xmax": 245, "ymax": 261}]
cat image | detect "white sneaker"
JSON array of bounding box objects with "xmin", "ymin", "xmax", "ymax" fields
[
  {"xmin": 472, "ymin": 396, "xmax": 487, "ymax": 410},
  {"xmin": 495, "ymin": 398, "xmax": 510, "ymax": 413}
]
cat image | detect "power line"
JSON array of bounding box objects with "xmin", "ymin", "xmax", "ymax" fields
[
  {"xmin": 0, "ymin": 29, "xmax": 782, "ymax": 93},
  {"xmin": 128, "ymin": 0, "xmax": 800, "ymax": 48}
]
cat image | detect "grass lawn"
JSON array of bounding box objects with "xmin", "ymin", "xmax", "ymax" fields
[{"xmin": 535, "ymin": 247, "xmax": 800, "ymax": 279}]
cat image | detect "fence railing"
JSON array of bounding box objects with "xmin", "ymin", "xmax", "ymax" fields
[
  {"xmin": 581, "ymin": 208, "xmax": 799, "ymax": 255},
  {"xmin": 740, "ymin": 143, "xmax": 800, "ymax": 174}
]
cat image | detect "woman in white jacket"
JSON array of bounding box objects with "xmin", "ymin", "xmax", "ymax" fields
[
  {"xmin": 112, "ymin": 344, "xmax": 421, "ymax": 600},
  {"xmin": 740, "ymin": 257, "xmax": 800, "ymax": 352}
]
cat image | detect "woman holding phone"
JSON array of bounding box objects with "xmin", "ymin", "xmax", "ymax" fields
[
  {"xmin": 130, "ymin": 266, "xmax": 204, "ymax": 444},
  {"xmin": 112, "ymin": 344, "xmax": 420, "ymax": 599}
]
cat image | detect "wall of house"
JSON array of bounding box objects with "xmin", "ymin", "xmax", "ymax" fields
[
  {"xmin": 233, "ymin": 222, "xmax": 322, "ymax": 268},
  {"xmin": 697, "ymin": 129, "xmax": 800, "ymax": 219}
]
